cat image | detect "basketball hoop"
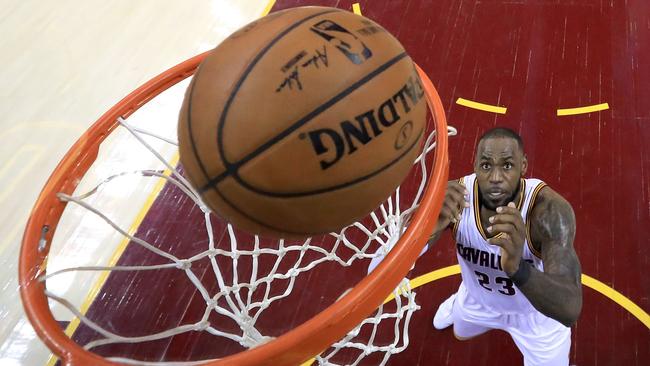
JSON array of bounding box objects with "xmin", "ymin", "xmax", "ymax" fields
[{"xmin": 19, "ymin": 50, "xmax": 449, "ymax": 365}]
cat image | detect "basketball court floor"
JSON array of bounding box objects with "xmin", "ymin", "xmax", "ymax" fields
[{"xmin": 1, "ymin": 0, "xmax": 648, "ymax": 365}]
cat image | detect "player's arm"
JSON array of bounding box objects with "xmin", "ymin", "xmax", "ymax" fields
[
  {"xmin": 491, "ymin": 187, "xmax": 582, "ymax": 327},
  {"xmin": 427, "ymin": 180, "xmax": 468, "ymax": 245},
  {"xmin": 522, "ymin": 188, "xmax": 582, "ymax": 326}
]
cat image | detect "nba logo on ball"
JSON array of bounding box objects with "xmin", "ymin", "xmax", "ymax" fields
[
  {"xmin": 178, "ymin": 6, "xmax": 427, "ymax": 239},
  {"xmin": 309, "ymin": 19, "xmax": 373, "ymax": 64}
]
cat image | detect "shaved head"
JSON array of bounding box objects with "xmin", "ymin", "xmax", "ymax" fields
[{"xmin": 478, "ymin": 127, "xmax": 524, "ymax": 153}]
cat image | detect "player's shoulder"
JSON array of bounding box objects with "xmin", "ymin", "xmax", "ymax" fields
[
  {"xmin": 529, "ymin": 184, "xmax": 576, "ymax": 242},
  {"xmin": 533, "ymin": 185, "xmax": 573, "ymax": 213}
]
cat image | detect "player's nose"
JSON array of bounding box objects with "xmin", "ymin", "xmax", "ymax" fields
[{"xmin": 488, "ymin": 169, "xmax": 503, "ymax": 184}]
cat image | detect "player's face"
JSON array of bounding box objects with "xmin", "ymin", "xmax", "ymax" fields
[{"xmin": 474, "ymin": 137, "xmax": 527, "ymax": 210}]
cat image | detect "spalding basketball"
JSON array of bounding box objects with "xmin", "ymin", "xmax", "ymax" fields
[{"xmin": 178, "ymin": 6, "xmax": 427, "ymax": 238}]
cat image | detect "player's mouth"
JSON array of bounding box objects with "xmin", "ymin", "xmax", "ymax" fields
[{"xmin": 486, "ymin": 189, "xmax": 507, "ymax": 200}]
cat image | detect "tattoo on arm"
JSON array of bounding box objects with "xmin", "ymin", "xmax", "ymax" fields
[{"xmin": 517, "ymin": 188, "xmax": 582, "ymax": 327}]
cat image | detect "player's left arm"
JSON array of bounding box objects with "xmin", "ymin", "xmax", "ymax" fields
[{"xmin": 489, "ymin": 187, "xmax": 582, "ymax": 327}]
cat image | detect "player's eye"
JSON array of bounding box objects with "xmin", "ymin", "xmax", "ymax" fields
[
  {"xmin": 504, "ymin": 162, "xmax": 513, "ymax": 170},
  {"xmin": 481, "ymin": 163, "xmax": 490, "ymax": 170}
]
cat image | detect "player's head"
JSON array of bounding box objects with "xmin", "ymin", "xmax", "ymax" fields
[{"xmin": 474, "ymin": 127, "xmax": 527, "ymax": 210}]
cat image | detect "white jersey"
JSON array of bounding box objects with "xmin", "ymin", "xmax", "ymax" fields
[{"xmin": 453, "ymin": 173, "xmax": 547, "ymax": 314}]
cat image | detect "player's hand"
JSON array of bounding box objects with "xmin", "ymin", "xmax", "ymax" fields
[
  {"xmin": 487, "ymin": 202, "xmax": 526, "ymax": 275},
  {"xmin": 433, "ymin": 180, "xmax": 469, "ymax": 235}
]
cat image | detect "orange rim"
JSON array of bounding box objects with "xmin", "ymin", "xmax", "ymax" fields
[{"xmin": 18, "ymin": 53, "xmax": 448, "ymax": 366}]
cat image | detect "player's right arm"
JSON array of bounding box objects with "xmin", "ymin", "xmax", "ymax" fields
[{"xmin": 427, "ymin": 180, "xmax": 468, "ymax": 245}]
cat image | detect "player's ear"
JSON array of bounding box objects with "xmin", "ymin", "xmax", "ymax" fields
[{"xmin": 521, "ymin": 154, "xmax": 528, "ymax": 177}]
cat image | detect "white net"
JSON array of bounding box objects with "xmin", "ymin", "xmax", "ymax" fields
[{"xmin": 38, "ymin": 75, "xmax": 455, "ymax": 365}]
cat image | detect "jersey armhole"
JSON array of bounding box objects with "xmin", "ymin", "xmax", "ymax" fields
[{"xmin": 525, "ymin": 183, "xmax": 547, "ymax": 259}]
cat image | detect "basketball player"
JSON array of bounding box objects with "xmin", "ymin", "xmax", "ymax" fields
[{"xmin": 428, "ymin": 127, "xmax": 582, "ymax": 365}]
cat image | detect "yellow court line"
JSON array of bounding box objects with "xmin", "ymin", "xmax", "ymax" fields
[
  {"xmin": 262, "ymin": 0, "xmax": 276, "ymax": 17},
  {"xmin": 352, "ymin": 3, "xmax": 362, "ymax": 15},
  {"xmin": 557, "ymin": 102, "xmax": 609, "ymax": 116},
  {"xmin": 581, "ymin": 273, "xmax": 650, "ymax": 328},
  {"xmin": 47, "ymin": 154, "xmax": 179, "ymax": 366},
  {"xmin": 456, "ymin": 97, "xmax": 507, "ymax": 114}
]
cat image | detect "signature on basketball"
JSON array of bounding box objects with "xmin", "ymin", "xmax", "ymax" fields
[{"xmin": 276, "ymin": 46, "xmax": 329, "ymax": 92}]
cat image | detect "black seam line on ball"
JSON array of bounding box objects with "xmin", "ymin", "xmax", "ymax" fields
[
  {"xmin": 210, "ymin": 181, "xmax": 319, "ymax": 237},
  {"xmin": 200, "ymin": 51, "xmax": 409, "ymax": 193},
  {"xmin": 213, "ymin": 9, "xmax": 341, "ymax": 183},
  {"xmin": 235, "ymin": 127, "xmax": 424, "ymax": 198}
]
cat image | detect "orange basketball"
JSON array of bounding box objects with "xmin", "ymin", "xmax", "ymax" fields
[{"xmin": 178, "ymin": 6, "xmax": 427, "ymax": 239}]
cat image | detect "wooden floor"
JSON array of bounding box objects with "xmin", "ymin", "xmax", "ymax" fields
[{"xmin": 6, "ymin": 1, "xmax": 649, "ymax": 365}]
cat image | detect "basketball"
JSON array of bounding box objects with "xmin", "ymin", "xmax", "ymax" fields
[{"xmin": 178, "ymin": 6, "xmax": 427, "ymax": 238}]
